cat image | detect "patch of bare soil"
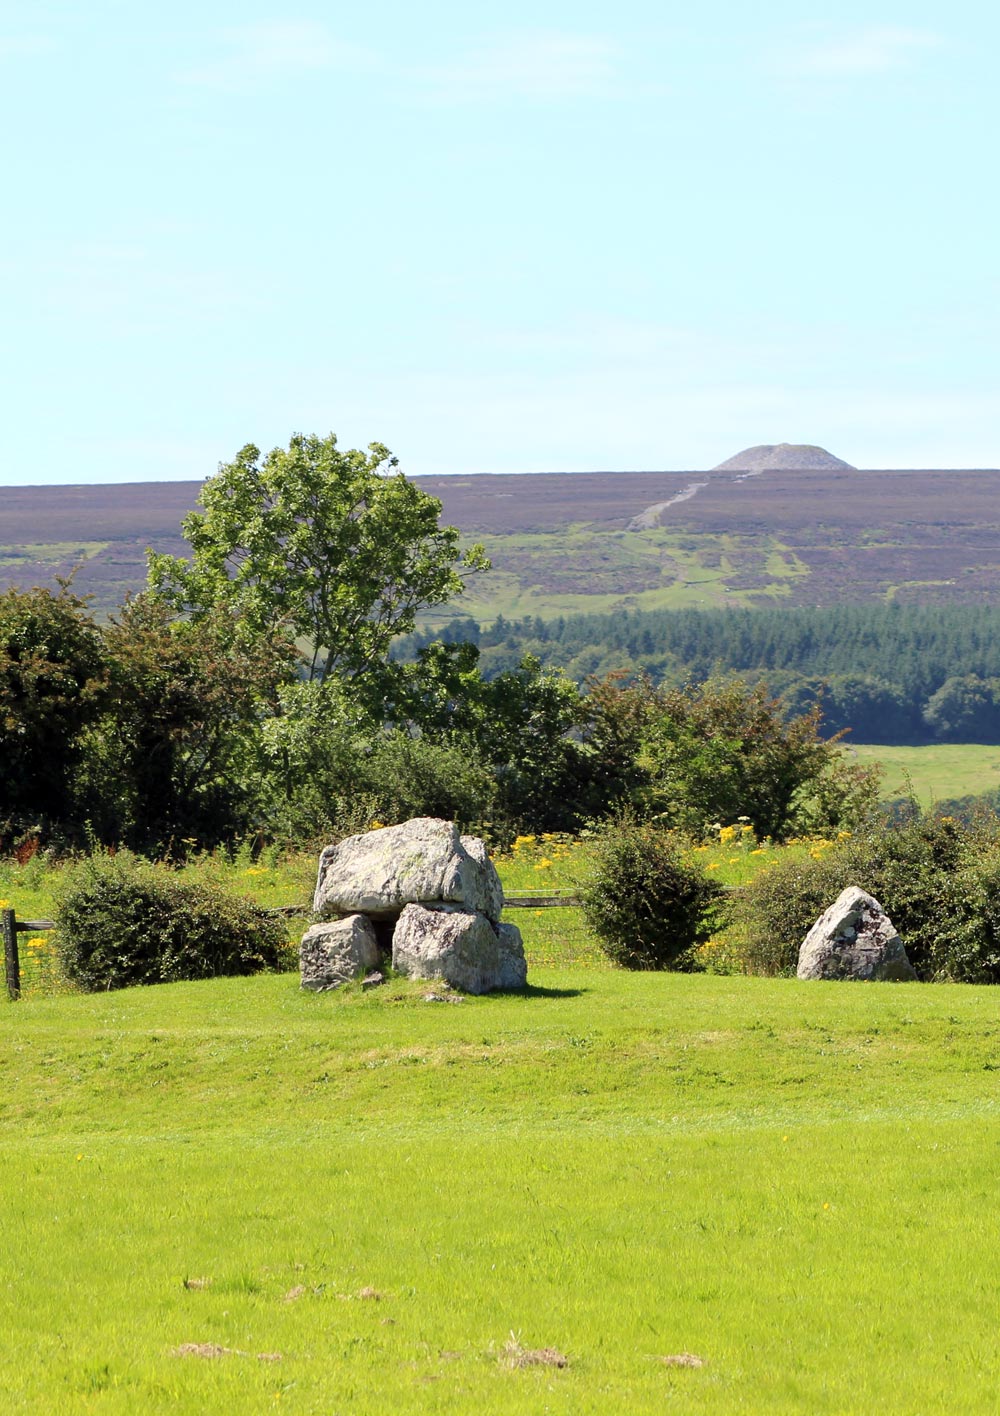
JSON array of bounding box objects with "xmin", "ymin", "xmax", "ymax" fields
[
  {"xmin": 172, "ymin": 1344, "xmax": 235, "ymax": 1359},
  {"xmin": 499, "ymin": 1334, "xmax": 569, "ymax": 1369},
  {"xmin": 172, "ymin": 1343, "xmax": 283, "ymax": 1362}
]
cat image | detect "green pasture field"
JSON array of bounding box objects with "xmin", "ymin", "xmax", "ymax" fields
[
  {"xmin": 3, "ymin": 968, "xmax": 1000, "ymax": 1414},
  {"xmin": 848, "ymin": 742, "xmax": 1000, "ymax": 806}
]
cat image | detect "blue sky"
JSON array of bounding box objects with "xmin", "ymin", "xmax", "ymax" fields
[{"xmin": 2, "ymin": 1, "xmax": 997, "ymax": 483}]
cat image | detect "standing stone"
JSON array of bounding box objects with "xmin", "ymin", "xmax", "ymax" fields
[
  {"xmin": 496, "ymin": 921, "xmax": 529, "ymax": 990},
  {"xmin": 300, "ymin": 914, "xmax": 381, "ymax": 991},
  {"xmin": 392, "ymin": 904, "xmax": 527, "ymax": 994},
  {"xmin": 314, "ymin": 817, "xmax": 503, "ymax": 923},
  {"xmin": 797, "ymin": 887, "xmax": 917, "ymax": 981}
]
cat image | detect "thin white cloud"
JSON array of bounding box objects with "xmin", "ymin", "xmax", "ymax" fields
[
  {"xmin": 423, "ymin": 31, "xmax": 622, "ymax": 100},
  {"xmin": 177, "ymin": 23, "xmax": 624, "ymax": 101},
  {"xmin": 784, "ymin": 26, "xmax": 943, "ymax": 78},
  {"xmin": 34, "ymin": 238, "xmax": 274, "ymax": 333},
  {"xmin": 0, "ymin": 34, "xmax": 51, "ymax": 60},
  {"xmin": 179, "ymin": 21, "xmax": 380, "ymax": 90}
]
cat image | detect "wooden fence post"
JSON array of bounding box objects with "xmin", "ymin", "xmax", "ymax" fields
[{"xmin": 2, "ymin": 908, "xmax": 20, "ymax": 1001}]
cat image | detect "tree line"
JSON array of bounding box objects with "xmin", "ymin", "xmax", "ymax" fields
[
  {"xmin": 397, "ymin": 603, "xmax": 1000, "ymax": 744},
  {"xmin": 0, "ymin": 433, "xmax": 872, "ymax": 855}
]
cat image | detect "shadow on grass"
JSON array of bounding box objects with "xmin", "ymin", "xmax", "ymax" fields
[{"xmin": 498, "ymin": 984, "xmax": 588, "ymax": 999}]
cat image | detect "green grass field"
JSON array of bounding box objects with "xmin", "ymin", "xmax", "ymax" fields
[
  {"xmin": 4, "ymin": 837, "xmax": 1000, "ymax": 1410},
  {"xmin": 3, "ymin": 970, "xmax": 999, "ymax": 1414},
  {"xmin": 848, "ymin": 743, "xmax": 1000, "ymax": 805}
]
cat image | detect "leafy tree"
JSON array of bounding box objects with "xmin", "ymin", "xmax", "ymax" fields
[
  {"xmin": 585, "ymin": 675, "xmax": 846, "ymax": 839},
  {"xmin": 77, "ymin": 595, "xmax": 297, "ymax": 849},
  {"xmin": 0, "ymin": 584, "xmax": 106, "ymax": 834},
  {"xmin": 641, "ymin": 679, "xmax": 840, "ymax": 839},
  {"xmin": 384, "ymin": 646, "xmax": 595, "ymax": 834},
  {"xmin": 386, "ymin": 641, "xmax": 488, "ymax": 736},
  {"xmin": 256, "ymin": 677, "xmax": 496, "ymax": 843},
  {"xmin": 923, "ymin": 675, "xmax": 1000, "ymax": 742},
  {"xmin": 581, "ymin": 671, "xmax": 661, "ymax": 812},
  {"xmin": 466, "ymin": 655, "xmax": 590, "ymax": 833},
  {"xmin": 147, "ymin": 432, "xmax": 488, "ymax": 685}
]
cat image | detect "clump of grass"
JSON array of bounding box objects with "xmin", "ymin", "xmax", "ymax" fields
[{"xmin": 499, "ymin": 1334, "xmax": 569, "ymax": 1369}]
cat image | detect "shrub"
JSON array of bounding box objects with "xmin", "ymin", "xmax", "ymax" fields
[
  {"xmin": 361, "ymin": 732, "xmax": 498, "ymax": 831},
  {"xmin": 933, "ymin": 848, "xmax": 1000, "ymax": 984},
  {"xmin": 633, "ymin": 678, "xmax": 840, "ymax": 841},
  {"xmin": 579, "ymin": 819, "xmax": 722, "ymax": 969},
  {"xmin": 56, "ymin": 852, "xmax": 288, "ymax": 991},
  {"xmin": 733, "ymin": 815, "xmax": 1000, "ymax": 979},
  {"xmin": 727, "ymin": 848, "xmax": 847, "ymax": 977}
]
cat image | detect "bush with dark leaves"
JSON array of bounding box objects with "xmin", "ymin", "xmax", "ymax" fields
[
  {"xmin": 580, "ymin": 819, "xmax": 722, "ymax": 969},
  {"xmin": 57, "ymin": 851, "xmax": 288, "ymax": 991}
]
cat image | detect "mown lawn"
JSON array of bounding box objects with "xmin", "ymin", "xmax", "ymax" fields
[{"xmin": 2, "ymin": 969, "xmax": 999, "ymax": 1414}]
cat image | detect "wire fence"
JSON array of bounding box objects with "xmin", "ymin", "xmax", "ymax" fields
[
  {"xmin": 4, "ymin": 894, "xmax": 608, "ymax": 1001},
  {"xmin": 2, "ymin": 910, "xmax": 62, "ymax": 1000}
]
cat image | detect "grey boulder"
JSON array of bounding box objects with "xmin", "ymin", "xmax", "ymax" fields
[
  {"xmin": 314, "ymin": 817, "xmax": 503, "ymax": 924},
  {"xmin": 300, "ymin": 914, "xmax": 381, "ymax": 991},
  {"xmin": 797, "ymin": 887, "xmax": 917, "ymax": 981},
  {"xmin": 392, "ymin": 904, "xmax": 527, "ymax": 994}
]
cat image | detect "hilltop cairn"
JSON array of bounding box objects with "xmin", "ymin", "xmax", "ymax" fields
[
  {"xmin": 712, "ymin": 443, "xmax": 856, "ymax": 473},
  {"xmin": 300, "ymin": 817, "xmax": 527, "ymax": 994}
]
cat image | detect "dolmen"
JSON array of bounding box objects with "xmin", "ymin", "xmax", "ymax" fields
[
  {"xmin": 300, "ymin": 817, "xmax": 527, "ymax": 994},
  {"xmin": 797, "ymin": 886, "xmax": 916, "ymax": 981}
]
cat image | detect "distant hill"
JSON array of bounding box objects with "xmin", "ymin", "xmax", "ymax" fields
[
  {"xmin": 3, "ymin": 464, "xmax": 1000, "ymax": 624},
  {"xmin": 0, "ymin": 481, "xmax": 199, "ymax": 619},
  {"xmin": 712, "ymin": 443, "xmax": 856, "ymax": 473}
]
